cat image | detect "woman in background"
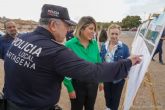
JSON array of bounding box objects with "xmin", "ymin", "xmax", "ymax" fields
[
  {"xmin": 99, "ymin": 29, "xmax": 108, "ymax": 43},
  {"xmin": 98, "ymin": 29, "xmax": 108, "ymax": 49}
]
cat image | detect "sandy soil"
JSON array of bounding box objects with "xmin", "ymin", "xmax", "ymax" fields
[{"xmin": 0, "ymin": 31, "xmax": 165, "ymax": 110}]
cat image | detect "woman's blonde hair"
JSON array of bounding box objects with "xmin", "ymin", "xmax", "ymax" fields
[
  {"xmin": 107, "ymin": 24, "xmax": 121, "ymax": 34},
  {"xmin": 74, "ymin": 16, "xmax": 96, "ymax": 38}
]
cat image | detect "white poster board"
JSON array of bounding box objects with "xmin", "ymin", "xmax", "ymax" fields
[{"xmin": 123, "ymin": 13, "xmax": 165, "ymax": 110}]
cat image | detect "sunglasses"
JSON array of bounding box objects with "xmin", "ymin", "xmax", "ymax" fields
[{"xmin": 111, "ymin": 33, "xmax": 119, "ymax": 35}]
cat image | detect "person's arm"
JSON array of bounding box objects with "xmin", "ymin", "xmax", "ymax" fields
[
  {"xmin": 63, "ymin": 77, "xmax": 76, "ymax": 99},
  {"xmin": 53, "ymin": 46, "xmax": 139, "ymax": 83},
  {"xmin": 63, "ymin": 77, "xmax": 74, "ymax": 93},
  {"xmin": 161, "ymin": 37, "xmax": 165, "ymax": 40},
  {"xmin": 97, "ymin": 43, "xmax": 104, "ymax": 91},
  {"xmin": 124, "ymin": 44, "xmax": 130, "ymax": 58},
  {"xmin": 97, "ymin": 47, "xmax": 102, "ymax": 63}
]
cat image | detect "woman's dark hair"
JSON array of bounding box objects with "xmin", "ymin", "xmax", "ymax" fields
[{"xmin": 99, "ymin": 29, "xmax": 107, "ymax": 42}]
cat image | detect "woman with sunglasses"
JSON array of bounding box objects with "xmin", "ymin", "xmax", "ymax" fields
[{"xmin": 100, "ymin": 24, "xmax": 130, "ymax": 110}]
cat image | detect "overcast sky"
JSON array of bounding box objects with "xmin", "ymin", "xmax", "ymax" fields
[{"xmin": 0, "ymin": 0, "xmax": 164, "ymax": 22}]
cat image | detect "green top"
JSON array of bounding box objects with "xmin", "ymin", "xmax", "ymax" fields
[{"xmin": 63, "ymin": 37, "xmax": 102, "ymax": 93}]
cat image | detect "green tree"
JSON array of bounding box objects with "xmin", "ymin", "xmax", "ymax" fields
[{"xmin": 122, "ymin": 16, "xmax": 142, "ymax": 29}]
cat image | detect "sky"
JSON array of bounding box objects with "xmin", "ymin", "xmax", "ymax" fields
[{"xmin": 0, "ymin": 0, "xmax": 165, "ymax": 22}]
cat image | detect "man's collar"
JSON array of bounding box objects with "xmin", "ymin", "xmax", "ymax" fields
[
  {"xmin": 34, "ymin": 26, "xmax": 65, "ymax": 45},
  {"xmin": 34, "ymin": 26, "xmax": 54, "ymax": 40}
]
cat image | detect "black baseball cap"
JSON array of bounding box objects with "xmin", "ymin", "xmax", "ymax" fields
[{"xmin": 41, "ymin": 4, "xmax": 76, "ymax": 26}]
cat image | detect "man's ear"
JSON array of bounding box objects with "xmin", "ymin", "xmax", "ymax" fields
[{"xmin": 49, "ymin": 20, "xmax": 56, "ymax": 32}]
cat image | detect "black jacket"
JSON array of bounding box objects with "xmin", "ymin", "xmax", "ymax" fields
[
  {"xmin": 4, "ymin": 26, "xmax": 132, "ymax": 109},
  {"xmin": 0, "ymin": 34, "xmax": 15, "ymax": 59}
]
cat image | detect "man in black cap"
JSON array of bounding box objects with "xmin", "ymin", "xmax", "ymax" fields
[{"xmin": 3, "ymin": 4, "xmax": 141, "ymax": 110}]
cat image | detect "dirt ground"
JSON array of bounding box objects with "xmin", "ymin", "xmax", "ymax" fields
[{"xmin": 0, "ymin": 31, "xmax": 165, "ymax": 110}]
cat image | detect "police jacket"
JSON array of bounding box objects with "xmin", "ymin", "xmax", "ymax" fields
[{"xmin": 4, "ymin": 26, "xmax": 132, "ymax": 109}]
